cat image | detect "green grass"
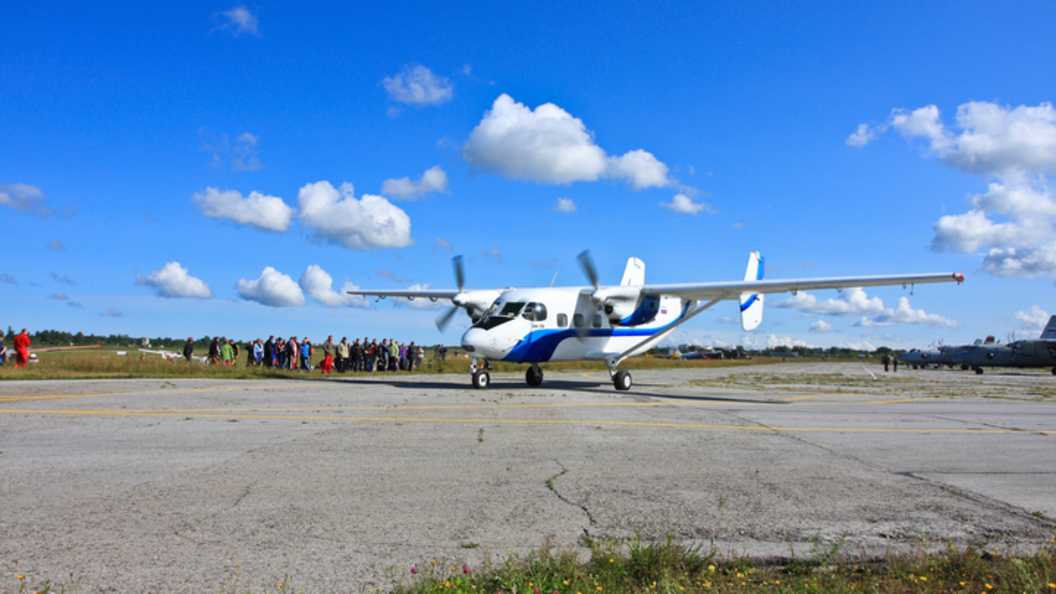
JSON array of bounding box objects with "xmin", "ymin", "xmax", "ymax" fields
[
  {"xmin": 0, "ymin": 348, "xmax": 846, "ymax": 381},
  {"xmin": 390, "ymin": 538, "xmax": 1056, "ymax": 594}
]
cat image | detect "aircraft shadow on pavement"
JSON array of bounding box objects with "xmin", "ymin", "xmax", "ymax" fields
[{"xmin": 314, "ymin": 376, "xmax": 779, "ymax": 405}]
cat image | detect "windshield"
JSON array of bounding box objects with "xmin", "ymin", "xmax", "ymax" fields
[{"xmin": 473, "ymin": 301, "xmax": 526, "ymax": 330}]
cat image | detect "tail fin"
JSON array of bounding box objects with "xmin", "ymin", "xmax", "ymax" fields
[
  {"xmin": 740, "ymin": 251, "xmax": 764, "ymax": 331},
  {"xmin": 1041, "ymin": 315, "xmax": 1056, "ymax": 340},
  {"xmin": 620, "ymin": 257, "xmax": 645, "ymax": 286}
]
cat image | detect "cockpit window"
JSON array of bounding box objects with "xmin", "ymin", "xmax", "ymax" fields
[{"xmin": 499, "ymin": 302, "xmax": 525, "ymax": 316}]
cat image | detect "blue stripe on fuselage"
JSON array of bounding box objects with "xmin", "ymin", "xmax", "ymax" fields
[{"xmin": 504, "ymin": 303, "xmax": 689, "ymax": 363}]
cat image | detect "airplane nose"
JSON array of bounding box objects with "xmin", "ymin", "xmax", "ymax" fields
[{"xmin": 461, "ymin": 327, "xmax": 485, "ymax": 353}]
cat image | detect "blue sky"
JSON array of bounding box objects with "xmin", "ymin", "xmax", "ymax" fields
[{"xmin": 3, "ymin": 1, "xmax": 1055, "ymax": 347}]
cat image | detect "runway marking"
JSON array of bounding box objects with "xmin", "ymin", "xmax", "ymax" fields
[
  {"xmin": 0, "ymin": 406, "xmax": 1049, "ymax": 435},
  {"xmin": 0, "ymin": 385, "xmax": 272, "ymax": 404}
]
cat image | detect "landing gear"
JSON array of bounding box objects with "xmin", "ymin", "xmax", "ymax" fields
[
  {"xmin": 526, "ymin": 365, "xmax": 544, "ymax": 386},
  {"xmin": 613, "ymin": 370, "xmax": 633, "ymax": 391},
  {"xmin": 974, "ymin": 366, "xmax": 984, "ymax": 375},
  {"xmin": 1051, "ymin": 367, "xmax": 1056, "ymax": 376},
  {"xmin": 470, "ymin": 357, "xmax": 491, "ymax": 389},
  {"xmin": 961, "ymin": 364, "xmax": 970, "ymax": 371},
  {"xmin": 472, "ymin": 370, "xmax": 491, "ymax": 389}
]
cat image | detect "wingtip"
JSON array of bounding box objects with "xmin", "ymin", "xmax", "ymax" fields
[{"xmin": 953, "ymin": 272, "xmax": 966, "ymax": 283}]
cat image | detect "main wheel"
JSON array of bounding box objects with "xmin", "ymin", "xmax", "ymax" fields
[
  {"xmin": 961, "ymin": 364, "xmax": 970, "ymax": 370},
  {"xmin": 472, "ymin": 370, "xmax": 491, "ymax": 389},
  {"xmin": 974, "ymin": 367, "xmax": 984, "ymax": 375},
  {"xmin": 613, "ymin": 370, "xmax": 632, "ymax": 391},
  {"xmin": 526, "ymin": 366, "xmax": 543, "ymax": 386},
  {"xmin": 1051, "ymin": 367, "xmax": 1056, "ymax": 376}
]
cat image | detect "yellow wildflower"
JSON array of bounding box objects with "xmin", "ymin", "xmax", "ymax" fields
[
  {"xmin": 985, "ymin": 584, "xmax": 993, "ymax": 590},
  {"xmin": 1048, "ymin": 583, "xmax": 1056, "ymax": 591},
  {"xmin": 707, "ymin": 564, "xmax": 716, "ymax": 573},
  {"xmin": 920, "ymin": 576, "xmax": 928, "ymax": 582},
  {"xmin": 595, "ymin": 586, "xmax": 603, "ymax": 593},
  {"xmin": 563, "ymin": 580, "xmax": 570, "ymax": 587},
  {"xmin": 608, "ymin": 558, "xmax": 614, "ymax": 564},
  {"xmin": 16, "ymin": 575, "xmax": 25, "ymax": 582},
  {"xmin": 960, "ymin": 582, "xmax": 968, "ymax": 587}
]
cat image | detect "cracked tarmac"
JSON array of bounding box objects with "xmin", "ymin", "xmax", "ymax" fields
[{"xmin": 1, "ymin": 362, "xmax": 1054, "ymax": 593}]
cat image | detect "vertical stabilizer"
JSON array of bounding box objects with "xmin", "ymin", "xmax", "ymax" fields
[
  {"xmin": 620, "ymin": 257, "xmax": 646, "ymax": 286},
  {"xmin": 740, "ymin": 251, "xmax": 764, "ymax": 331},
  {"xmin": 1041, "ymin": 315, "xmax": 1056, "ymax": 341}
]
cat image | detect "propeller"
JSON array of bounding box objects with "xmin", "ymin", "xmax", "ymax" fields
[
  {"xmin": 575, "ymin": 250, "xmax": 600, "ymax": 340},
  {"xmin": 435, "ymin": 256, "xmax": 466, "ymax": 332},
  {"xmin": 577, "ymin": 250, "xmax": 599, "ymax": 291}
]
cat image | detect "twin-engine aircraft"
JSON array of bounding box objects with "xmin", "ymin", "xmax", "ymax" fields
[
  {"xmin": 902, "ymin": 317, "xmax": 1056, "ymax": 375},
  {"xmin": 348, "ymin": 252, "xmax": 964, "ymax": 390}
]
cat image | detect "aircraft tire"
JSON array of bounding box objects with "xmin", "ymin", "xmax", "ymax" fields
[
  {"xmin": 1051, "ymin": 367, "xmax": 1056, "ymax": 376},
  {"xmin": 526, "ymin": 366, "xmax": 543, "ymax": 386},
  {"xmin": 974, "ymin": 367, "xmax": 984, "ymax": 375},
  {"xmin": 472, "ymin": 370, "xmax": 491, "ymax": 389},
  {"xmin": 961, "ymin": 364, "xmax": 970, "ymax": 371},
  {"xmin": 613, "ymin": 370, "xmax": 632, "ymax": 391}
]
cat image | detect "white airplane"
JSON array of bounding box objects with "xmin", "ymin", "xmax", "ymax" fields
[{"xmin": 348, "ymin": 252, "xmax": 964, "ymax": 391}]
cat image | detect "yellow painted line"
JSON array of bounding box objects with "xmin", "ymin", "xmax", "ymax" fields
[
  {"xmin": 0, "ymin": 406, "xmax": 1039, "ymax": 435},
  {"xmin": 174, "ymin": 400, "xmax": 762, "ymax": 414},
  {"xmin": 0, "ymin": 384, "xmax": 263, "ymax": 403}
]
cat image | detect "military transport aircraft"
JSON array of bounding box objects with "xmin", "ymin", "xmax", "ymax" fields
[
  {"xmin": 348, "ymin": 251, "xmax": 964, "ymax": 390},
  {"xmin": 944, "ymin": 317, "xmax": 1056, "ymax": 375}
]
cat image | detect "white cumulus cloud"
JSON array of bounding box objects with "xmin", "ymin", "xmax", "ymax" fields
[
  {"xmin": 555, "ymin": 197, "xmax": 576, "ymax": 213},
  {"xmin": 220, "ymin": 5, "xmax": 259, "ymax": 36},
  {"xmin": 194, "ymin": 187, "xmax": 293, "ymax": 232},
  {"xmin": 298, "ymin": 181, "xmax": 412, "ymax": 249},
  {"xmin": 463, "ymin": 94, "xmax": 671, "ymax": 189},
  {"xmin": 237, "ymin": 266, "xmax": 304, "ymax": 307},
  {"xmin": 381, "ymin": 166, "xmax": 448, "ymax": 199},
  {"xmin": 661, "ymin": 193, "xmax": 714, "ymax": 215},
  {"xmin": 382, "ymin": 65, "xmax": 453, "ymax": 106},
  {"xmin": 0, "ymin": 183, "xmax": 46, "ymax": 213},
  {"xmin": 299, "ymin": 264, "xmax": 367, "ymax": 308},
  {"xmin": 778, "ymin": 287, "xmax": 954, "ymax": 327},
  {"xmin": 846, "ymin": 123, "xmax": 877, "ymax": 148},
  {"xmin": 809, "ymin": 319, "xmax": 832, "ymax": 333},
  {"xmin": 860, "ymin": 101, "xmax": 1056, "ymax": 278},
  {"xmin": 1015, "ymin": 305, "xmax": 1051, "ymax": 332},
  {"xmin": 137, "ymin": 262, "xmax": 212, "ymax": 299}
]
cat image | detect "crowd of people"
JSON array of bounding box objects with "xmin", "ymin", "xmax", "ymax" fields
[{"xmin": 184, "ymin": 336, "xmax": 440, "ymax": 374}]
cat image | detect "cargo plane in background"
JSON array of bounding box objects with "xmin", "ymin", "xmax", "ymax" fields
[{"xmin": 348, "ymin": 252, "xmax": 965, "ymax": 390}]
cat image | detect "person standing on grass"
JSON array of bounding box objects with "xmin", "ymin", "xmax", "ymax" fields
[
  {"xmin": 253, "ymin": 339, "xmax": 264, "ymax": 366},
  {"xmin": 321, "ymin": 340, "xmax": 334, "ymax": 375},
  {"xmin": 220, "ymin": 338, "xmax": 234, "ymax": 366},
  {"xmin": 13, "ymin": 329, "xmax": 31, "ymax": 368},
  {"xmin": 231, "ymin": 340, "xmax": 240, "ymax": 366},
  {"xmin": 389, "ymin": 339, "xmax": 399, "ymax": 372},
  {"xmin": 0, "ymin": 339, "xmax": 7, "ymax": 365},
  {"xmin": 275, "ymin": 338, "xmax": 285, "ymax": 368},
  {"xmin": 350, "ymin": 338, "xmax": 361, "ymax": 372},
  {"xmin": 336, "ymin": 337, "xmax": 349, "ymax": 372},
  {"xmin": 264, "ymin": 336, "xmax": 274, "ymax": 368},
  {"xmin": 207, "ymin": 337, "xmax": 219, "ymax": 365},
  {"xmin": 287, "ymin": 336, "xmax": 298, "ymax": 370},
  {"xmin": 183, "ymin": 337, "xmax": 194, "ymax": 362},
  {"xmin": 300, "ymin": 338, "xmax": 312, "ymax": 371}
]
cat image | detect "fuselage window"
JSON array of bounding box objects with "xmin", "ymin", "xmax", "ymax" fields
[
  {"xmin": 573, "ymin": 313, "xmax": 584, "ymax": 328},
  {"xmin": 557, "ymin": 313, "xmax": 568, "ymax": 327},
  {"xmin": 533, "ymin": 303, "xmax": 547, "ymax": 321},
  {"xmin": 592, "ymin": 313, "xmax": 604, "ymax": 328}
]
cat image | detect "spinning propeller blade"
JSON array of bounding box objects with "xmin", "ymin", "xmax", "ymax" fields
[
  {"xmin": 577, "ymin": 250, "xmax": 599, "ymax": 290},
  {"xmin": 436, "ymin": 255, "xmax": 466, "ymax": 331}
]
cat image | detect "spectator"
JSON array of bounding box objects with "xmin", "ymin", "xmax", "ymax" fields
[
  {"xmin": 183, "ymin": 337, "xmax": 194, "ymax": 362},
  {"xmin": 220, "ymin": 338, "xmax": 234, "ymax": 366},
  {"xmin": 0, "ymin": 338, "xmax": 7, "ymax": 365},
  {"xmin": 276, "ymin": 338, "xmax": 286, "ymax": 368},
  {"xmin": 13, "ymin": 329, "xmax": 30, "ymax": 368},
  {"xmin": 208, "ymin": 337, "xmax": 221, "ymax": 365},
  {"xmin": 388, "ymin": 339, "xmax": 399, "ymax": 372},
  {"xmin": 253, "ymin": 339, "xmax": 264, "ymax": 366},
  {"xmin": 264, "ymin": 336, "xmax": 274, "ymax": 368},
  {"xmin": 336, "ymin": 337, "xmax": 349, "ymax": 372},
  {"xmin": 231, "ymin": 340, "xmax": 240, "ymax": 365},
  {"xmin": 300, "ymin": 338, "xmax": 312, "ymax": 371},
  {"xmin": 351, "ymin": 338, "xmax": 362, "ymax": 372},
  {"xmin": 288, "ymin": 337, "xmax": 299, "ymax": 370}
]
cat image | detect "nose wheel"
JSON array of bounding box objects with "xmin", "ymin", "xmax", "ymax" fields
[
  {"xmin": 612, "ymin": 370, "xmax": 632, "ymax": 391},
  {"xmin": 470, "ymin": 358, "xmax": 491, "ymax": 389}
]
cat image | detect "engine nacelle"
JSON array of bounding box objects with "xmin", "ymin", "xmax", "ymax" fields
[{"xmin": 605, "ymin": 294, "xmax": 661, "ymax": 326}]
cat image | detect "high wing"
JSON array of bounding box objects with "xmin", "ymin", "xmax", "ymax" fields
[
  {"xmin": 345, "ymin": 288, "xmax": 459, "ymax": 301},
  {"xmin": 641, "ymin": 272, "xmax": 964, "ymax": 301}
]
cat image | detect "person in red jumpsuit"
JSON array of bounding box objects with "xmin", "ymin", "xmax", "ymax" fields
[{"xmin": 13, "ymin": 328, "xmax": 30, "ymax": 368}]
